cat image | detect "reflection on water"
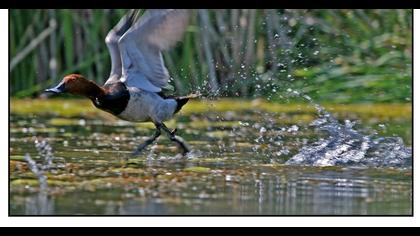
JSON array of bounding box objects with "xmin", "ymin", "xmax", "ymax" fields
[
  {"xmin": 10, "ymin": 100, "xmax": 412, "ymax": 215},
  {"xmin": 23, "ymin": 192, "xmax": 54, "ymax": 215},
  {"xmin": 11, "ymin": 166, "xmax": 412, "ymax": 215}
]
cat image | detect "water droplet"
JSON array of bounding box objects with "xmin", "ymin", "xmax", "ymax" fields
[
  {"xmin": 287, "ymin": 125, "xmax": 299, "ymax": 132},
  {"xmin": 225, "ymin": 175, "xmax": 233, "ymax": 181},
  {"xmin": 302, "ymin": 95, "xmax": 312, "ymax": 101},
  {"xmin": 79, "ymin": 119, "xmax": 86, "ymax": 126}
]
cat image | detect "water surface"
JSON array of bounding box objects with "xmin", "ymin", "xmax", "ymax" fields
[{"xmin": 10, "ymin": 99, "xmax": 412, "ymax": 215}]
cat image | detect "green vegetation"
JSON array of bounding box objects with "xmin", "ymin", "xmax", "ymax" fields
[
  {"xmin": 10, "ymin": 98, "xmax": 412, "ymax": 120},
  {"xmin": 10, "ymin": 98, "xmax": 412, "ymax": 144},
  {"xmin": 10, "ymin": 10, "xmax": 412, "ymax": 103}
]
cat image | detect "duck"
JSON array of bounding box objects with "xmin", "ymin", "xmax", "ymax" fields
[{"xmin": 45, "ymin": 9, "xmax": 196, "ymax": 155}]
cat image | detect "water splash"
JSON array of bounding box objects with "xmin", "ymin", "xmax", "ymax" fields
[
  {"xmin": 24, "ymin": 153, "xmax": 48, "ymax": 190},
  {"xmin": 285, "ymin": 91, "xmax": 412, "ymax": 168},
  {"xmin": 22, "ymin": 153, "xmax": 54, "ymax": 215},
  {"xmin": 35, "ymin": 139, "xmax": 55, "ymax": 170},
  {"xmin": 22, "ymin": 139, "xmax": 58, "ymax": 215},
  {"xmin": 23, "ymin": 138, "xmax": 58, "ymax": 190}
]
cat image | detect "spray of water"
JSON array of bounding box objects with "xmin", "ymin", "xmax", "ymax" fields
[
  {"xmin": 175, "ymin": 16, "xmax": 412, "ymax": 168},
  {"xmin": 24, "ymin": 138, "xmax": 59, "ymax": 190},
  {"xmin": 22, "ymin": 138, "xmax": 58, "ymax": 215},
  {"xmin": 35, "ymin": 139, "xmax": 55, "ymax": 171},
  {"xmin": 24, "ymin": 153, "xmax": 48, "ymax": 190},
  {"xmin": 285, "ymin": 90, "xmax": 412, "ymax": 167}
]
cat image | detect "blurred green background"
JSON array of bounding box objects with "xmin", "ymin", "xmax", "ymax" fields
[{"xmin": 10, "ymin": 9, "xmax": 412, "ymax": 103}]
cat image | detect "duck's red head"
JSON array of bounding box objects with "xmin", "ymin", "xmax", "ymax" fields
[{"xmin": 45, "ymin": 74, "xmax": 104, "ymax": 98}]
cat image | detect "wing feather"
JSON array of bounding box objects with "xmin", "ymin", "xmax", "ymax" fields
[
  {"xmin": 118, "ymin": 9, "xmax": 190, "ymax": 91},
  {"xmin": 104, "ymin": 10, "xmax": 139, "ymax": 85}
]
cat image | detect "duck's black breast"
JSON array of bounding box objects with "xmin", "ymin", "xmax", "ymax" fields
[{"xmin": 92, "ymin": 82, "xmax": 130, "ymax": 116}]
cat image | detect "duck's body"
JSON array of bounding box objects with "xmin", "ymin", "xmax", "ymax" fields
[
  {"xmin": 118, "ymin": 87, "xmax": 176, "ymax": 123},
  {"xmin": 93, "ymin": 82, "xmax": 182, "ymax": 123},
  {"xmin": 45, "ymin": 9, "xmax": 193, "ymax": 155}
]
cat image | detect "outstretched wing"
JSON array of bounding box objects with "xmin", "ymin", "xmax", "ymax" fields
[
  {"xmin": 118, "ymin": 9, "xmax": 190, "ymax": 92},
  {"xmin": 104, "ymin": 9, "xmax": 139, "ymax": 85}
]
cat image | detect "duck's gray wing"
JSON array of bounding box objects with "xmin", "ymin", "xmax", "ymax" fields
[
  {"xmin": 118, "ymin": 9, "xmax": 190, "ymax": 92},
  {"xmin": 104, "ymin": 9, "xmax": 140, "ymax": 85}
]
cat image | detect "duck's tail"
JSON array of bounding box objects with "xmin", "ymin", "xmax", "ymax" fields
[{"xmin": 174, "ymin": 93, "xmax": 200, "ymax": 114}]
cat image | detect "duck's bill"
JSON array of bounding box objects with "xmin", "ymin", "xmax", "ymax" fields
[{"xmin": 44, "ymin": 82, "xmax": 65, "ymax": 94}]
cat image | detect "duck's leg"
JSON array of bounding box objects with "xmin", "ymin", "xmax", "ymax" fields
[
  {"xmin": 132, "ymin": 124, "xmax": 161, "ymax": 156},
  {"xmin": 159, "ymin": 123, "xmax": 190, "ymax": 155}
]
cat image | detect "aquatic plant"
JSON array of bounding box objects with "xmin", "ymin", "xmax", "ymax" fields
[{"xmin": 10, "ymin": 9, "xmax": 412, "ymax": 103}]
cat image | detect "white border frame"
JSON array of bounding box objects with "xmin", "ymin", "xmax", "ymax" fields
[{"xmin": 1, "ymin": 9, "xmax": 418, "ymax": 227}]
